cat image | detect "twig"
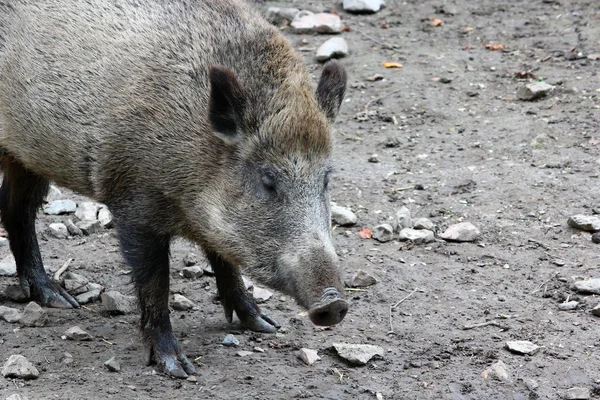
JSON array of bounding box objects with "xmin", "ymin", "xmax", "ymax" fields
[
  {"xmin": 345, "ymin": 288, "xmax": 369, "ymax": 292},
  {"xmin": 53, "ymin": 258, "xmax": 73, "ymax": 281},
  {"xmin": 355, "ymin": 29, "xmax": 386, "ymax": 46},
  {"xmin": 388, "ymin": 288, "xmax": 419, "ymax": 334},
  {"xmin": 356, "ymin": 89, "xmax": 404, "ymax": 120},
  {"xmin": 531, "ymin": 272, "xmax": 559, "ymax": 294},
  {"xmin": 462, "ymin": 321, "xmax": 502, "ymax": 330},
  {"xmin": 392, "ymin": 186, "xmax": 414, "ymax": 192},
  {"xmin": 528, "ymin": 239, "xmax": 550, "ymax": 250}
]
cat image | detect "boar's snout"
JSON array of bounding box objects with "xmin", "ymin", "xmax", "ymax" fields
[{"xmin": 308, "ymin": 287, "xmax": 348, "ymax": 326}]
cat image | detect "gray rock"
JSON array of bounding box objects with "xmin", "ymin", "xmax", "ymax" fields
[
  {"xmin": 298, "ymin": 348, "xmax": 321, "ymax": 365},
  {"xmin": 568, "ymin": 215, "xmax": 600, "ymax": 232},
  {"xmin": 97, "ymin": 206, "xmax": 114, "ymax": 228},
  {"xmin": 64, "ymin": 326, "xmax": 93, "ymax": 341},
  {"xmin": 592, "ymin": 304, "xmax": 600, "ymax": 317},
  {"xmin": 101, "ymin": 291, "xmax": 137, "ymax": 314},
  {"xmin": 517, "ymin": 81, "xmax": 554, "ymax": 101},
  {"xmin": 1, "ymin": 355, "xmax": 39, "ymax": 379},
  {"xmin": 0, "ymin": 254, "xmax": 17, "ymax": 277},
  {"xmin": 265, "ymin": 7, "xmax": 300, "ymax": 25},
  {"xmin": 45, "ymin": 184, "xmax": 63, "ymax": 202},
  {"xmin": 252, "ymin": 286, "xmax": 273, "ymax": 303},
  {"xmin": 343, "ymin": 0, "xmax": 385, "ymax": 13},
  {"xmin": 316, "ymin": 37, "xmax": 349, "ymax": 62},
  {"xmin": 413, "ymin": 217, "xmax": 434, "ymax": 230},
  {"xmin": 20, "ymin": 302, "xmax": 48, "ymax": 327},
  {"xmin": 367, "ymin": 154, "xmax": 379, "ymax": 163},
  {"xmin": 222, "ymin": 334, "xmax": 240, "ymax": 347},
  {"xmin": 202, "ymin": 264, "xmax": 215, "ymax": 276},
  {"xmin": 482, "ymin": 360, "xmax": 509, "ymax": 381},
  {"xmin": 65, "ymin": 219, "xmax": 83, "ymax": 236},
  {"xmin": 63, "ymin": 272, "xmax": 90, "ymax": 295},
  {"xmin": 506, "ymin": 340, "xmax": 539, "ymax": 355},
  {"xmin": 75, "ymin": 289, "xmax": 102, "ymax": 305},
  {"xmin": 574, "ymin": 279, "xmax": 600, "ymax": 295},
  {"xmin": 4, "ymin": 284, "xmax": 27, "ymax": 302},
  {"xmin": 346, "ymin": 269, "xmax": 377, "ymax": 288},
  {"xmin": 331, "ymin": 205, "xmax": 357, "ymax": 226},
  {"xmin": 393, "ymin": 207, "xmax": 412, "ymax": 232},
  {"xmin": 592, "ymin": 232, "xmax": 600, "ymax": 244},
  {"xmin": 75, "ymin": 201, "xmax": 100, "ymax": 222},
  {"xmin": 183, "ymin": 253, "xmax": 199, "ymax": 266},
  {"xmin": 291, "ymin": 12, "xmax": 342, "ymax": 34},
  {"xmin": 372, "ymin": 224, "xmax": 394, "ymax": 243},
  {"xmin": 0, "ymin": 306, "xmax": 21, "ymax": 323},
  {"xmin": 398, "ymin": 228, "xmax": 435, "ymax": 243},
  {"xmin": 439, "ymin": 222, "xmax": 481, "ymax": 242},
  {"xmin": 332, "ymin": 343, "xmax": 384, "ymax": 365},
  {"xmin": 76, "ymin": 220, "xmax": 102, "ymax": 235},
  {"xmin": 236, "ymin": 350, "xmax": 254, "ymax": 357},
  {"xmin": 182, "ymin": 266, "xmax": 204, "ymax": 279},
  {"xmin": 565, "ymin": 387, "xmax": 590, "ymax": 400},
  {"xmin": 6, "ymin": 394, "xmax": 29, "ymax": 400},
  {"xmin": 104, "ymin": 357, "xmax": 121, "ymax": 372},
  {"xmin": 242, "ymin": 276, "xmax": 254, "ymax": 290},
  {"xmin": 558, "ymin": 301, "xmax": 578, "ymax": 311},
  {"xmin": 524, "ymin": 378, "xmax": 538, "ymax": 391},
  {"xmin": 43, "ymin": 199, "xmax": 76, "ymax": 215},
  {"xmin": 171, "ymin": 294, "xmax": 195, "ymax": 311},
  {"xmin": 47, "ymin": 223, "xmax": 69, "ymax": 239}
]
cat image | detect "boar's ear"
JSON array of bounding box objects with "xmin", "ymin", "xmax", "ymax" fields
[
  {"xmin": 208, "ymin": 65, "xmax": 246, "ymax": 144},
  {"xmin": 316, "ymin": 61, "xmax": 347, "ymax": 122}
]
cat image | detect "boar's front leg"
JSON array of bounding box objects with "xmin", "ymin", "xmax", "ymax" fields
[
  {"xmin": 115, "ymin": 220, "xmax": 196, "ymax": 379},
  {"xmin": 205, "ymin": 251, "xmax": 280, "ymax": 333}
]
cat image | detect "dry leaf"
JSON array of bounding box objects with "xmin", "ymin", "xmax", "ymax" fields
[
  {"xmin": 463, "ymin": 45, "xmax": 476, "ymax": 50},
  {"xmin": 342, "ymin": 26, "xmax": 351, "ymax": 32},
  {"xmin": 464, "ymin": 27, "xmax": 473, "ymax": 33},
  {"xmin": 483, "ymin": 43, "xmax": 504, "ymax": 51},
  {"xmin": 359, "ymin": 227, "xmax": 372, "ymax": 239},
  {"xmin": 431, "ymin": 18, "xmax": 444, "ymax": 26},
  {"xmin": 380, "ymin": 23, "xmax": 389, "ymax": 29},
  {"xmin": 382, "ymin": 61, "xmax": 403, "ymax": 69}
]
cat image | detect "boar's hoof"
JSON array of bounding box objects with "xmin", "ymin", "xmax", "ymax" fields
[
  {"xmin": 308, "ymin": 298, "xmax": 348, "ymax": 327},
  {"xmin": 20, "ymin": 276, "xmax": 80, "ymax": 309},
  {"xmin": 239, "ymin": 311, "xmax": 280, "ymax": 333},
  {"xmin": 144, "ymin": 345, "xmax": 196, "ymax": 379}
]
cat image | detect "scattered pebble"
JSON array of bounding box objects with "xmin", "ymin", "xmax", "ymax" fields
[
  {"xmin": 367, "ymin": 154, "xmax": 379, "ymax": 163},
  {"xmin": 506, "ymin": 340, "xmax": 539, "ymax": 356},
  {"xmin": 75, "ymin": 289, "xmax": 103, "ymax": 305},
  {"xmin": 253, "ymin": 347, "xmax": 265, "ymax": 353},
  {"xmin": 4, "ymin": 284, "xmax": 27, "ymax": 302},
  {"xmin": 574, "ymin": 279, "xmax": 600, "ymax": 295},
  {"xmin": 47, "ymin": 223, "xmax": 69, "ymax": 239},
  {"xmin": 291, "ymin": 12, "xmax": 342, "ymax": 34},
  {"xmin": 65, "ymin": 219, "xmax": 83, "ymax": 236},
  {"xmin": 517, "ymin": 82, "xmax": 554, "ymax": 101},
  {"xmin": 524, "ymin": 378, "xmax": 539, "ymax": 391},
  {"xmin": 172, "ymin": 294, "xmax": 195, "ymax": 311},
  {"xmin": 332, "ymin": 343, "xmax": 384, "ymax": 365},
  {"xmin": 565, "ymin": 387, "xmax": 590, "ymax": 400},
  {"xmin": 63, "ymin": 272, "xmax": 90, "ymax": 295},
  {"xmin": 64, "ymin": 326, "xmax": 93, "ymax": 341},
  {"xmin": 558, "ymin": 301, "xmax": 578, "ymax": 311},
  {"xmin": 60, "ymin": 352, "xmax": 74, "ymax": 365},
  {"xmin": 413, "ymin": 218, "xmax": 434, "ymax": 230},
  {"xmin": 182, "ymin": 266, "xmax": 204, "ymax": 279},
  {"xmin": 222, "ymin": 334, "xmax": 240, "ymax": 347},
  {"xmin": 5, "ymin": 394, "xmax": 29, "ymax": 400},
  {"xmin": 591, "ymin": 304, "xmax": 600, "ymax": 317},
  {"xmin": 183, "ymin": 253, "xmax": 198, "ymax": 266},
  {"xmin": 20, "ymin": 302, "xmax": 48, "ymax": 327},
  {"xmin": 43, "ymin": 199, "xmax": 76, "ymax": 215},
  {"xmin": 331, "ymin": 205, "xmax": 357, "ymax": 226},
  {"xmin": 592, "ymin": 232, "xmax": 600, "ymax": 244},
  {"xmin": 346, "ymin": 269, "xmax": 377, "ymax": 288},
  {"xmin": 75, "ymin": 201, "xmax": 100, "ymax": 222},
  {"xmin": 393, "ymin": 207, "xmax": 412, "ymax": 232},
  {"xmin": 0, "ymin": 254, "xmax": 17, "ymax": 277},
  {"xmin": 76, "ymin": 220, "xmax": 102, "ymax": 235},
  {"xmin": 438, "ymin": 222, "xmax": 481, "ymax": 242},
  {"xmin": 398, "ymin": 228, "xmax": 435, "ymax": 243},
  {"xmin": 252, "ymin": 286, "xmax": 273, "ymax": 303},
  {"xmin": 1, "ymin": 355, "xmax": 39, "ymax": 379},
  {"xmin": 567, "ymin": 215, "xmax": 600, "ymax": 232},
  {"xmin": 101, "ymin": 291, "xmax": 137, "ymax": 314},
  {"xmin": 343, "ymin": 0, "xmax": 385, "ymax": 14},
  {"xmin": 265, "ymin": 7, "xmax": 299, "ymax": 25},
  {"xmin": 372, "ymin": 224, "xmax": 394, "ymax": 243},
  {"xmin": 481, "ymin": 360, "xmax": 509, "ymax": 381},
  {"xmin": 104, "ymin": 357, "xmax": 121, "ymax": 372},
  {"xmin": 97, "ymin": 206, "xmax": 114, "ymax": 228},
  {"xmin": 236, "ymin": 351, "xmax": 254, "ymax": 357},
  {"xmin": 0, "ymin": 305, "xmax": 21, "ymax": 323},
  {"xmin": 202, "ymin": 264, "xmax": 215, "ymax": 276},
  {"xmin": 297, "ymin": 348, "xmax": 321, "ymax": 366},
  {"xmin": 242, "ymin": 276, "xmax": 254, "ymax": 290},
  {"xmin": 316, "ymin": 37, "xmax": 348, "ymax": 62}
]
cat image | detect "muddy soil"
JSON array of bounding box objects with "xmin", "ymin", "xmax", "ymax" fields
[{"xmin": 2, "ymin": 0, "xmax": 600, "ymax": 399}]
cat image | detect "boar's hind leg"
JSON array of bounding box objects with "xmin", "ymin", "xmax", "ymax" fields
[
  {"xmin": 205, "ymin": 251, "xmax": 280, "ymax": 333},
  {"xmin": 0, "ymin": 156, "xmax": 78, "ymax": 308},
  {"xmin": 115, "ymin": 222, "xmax": 196, "ymax": 379}
]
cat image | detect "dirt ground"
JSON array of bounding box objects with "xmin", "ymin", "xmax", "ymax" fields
[{"xmin": 2, "ymin": 0, "xmax": 600, "ymax": 399}]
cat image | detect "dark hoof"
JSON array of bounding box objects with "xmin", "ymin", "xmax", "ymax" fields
[
  {"xmin": 239, "ymin": 311, "xmax": 280, "ymax": 333},
  {"xmin": 145, "ymin": 346, "xmax": 196, "ymax": 379},
  {"xmin": 20, "ymin": 276, "xmax": 80, "ymax": 309}
]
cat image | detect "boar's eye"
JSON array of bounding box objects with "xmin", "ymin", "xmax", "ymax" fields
[{"xmin": 261, "ymin": 170, "xmax": 277, "ymax": 193}]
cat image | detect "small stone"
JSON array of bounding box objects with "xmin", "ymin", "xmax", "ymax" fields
[
  {"xmin": 0, "ymin": 306, "xmax": 21, "ymax": 323},
  {"xmin": 592, "ymin": 232, "xmax": 600, "ymax": 244},
  {"xmin": 20, "ymin": 302, "xmax": 48, "ymax": 327},
  {"xmin": 97, "ymin": 206, "xmax": 114, "ymax": 228},
  {"xmin": 506, "ymin": 340, "xmax": 539, "ymax": 356},
  {"xmin": 236, "ymin": 351, "xmax": 254, "ymax": 357},
  {"xmin": 413, "ymin": 218, "xmax": 434, "ymax": 230},
  {"xmin": 439, "ymin": 222, "xmax": 481, "ymax": 242},
  {"xmin": 291, "ymin": 12, "xmax": 342, "ymax": 34},
  {"xmin": 222, "ymin": 334, "xmax": 240, "ymax": 347},
  {"xmin": 568, "ymin": 215, "xmax": 600, "ymax": 232},
  {"xmin": 482, "ymin": 360, "xmax": 509, "ymax": 381},
  {"xmin": 367, "ymin": 154, "xmax": 379, "ymax": 163},
  {"xmin": 60, "ymin": 352, "xmax": 73, "ymax": 364},
  {"xmin": 182, "ymin": 266, "xmax": 204, "ymax": 279},
  {"xmin": 558, "ymin": 301, "xmax": 578, "ymax": 311},
  {"xmin": 171, "ymin": 294, "xmax": 195, "ymax": 311},
  {"xmin": 592, "ymin": 304, "xmax": 600, "ymax": 317},
  {"xmin": 316, "ymin": 37, "xmax": 349, "ymax": 62},
  {"xmin": 297, "ymin": 348, "xmax": 321, "ymax": 366},
  {"xmin": 253, "ymin": 347, "xmax": 265, "ymax": 353},
  {"xmin": 75, "ymin": 201, "xmax": 100, "ymax": 222},
  {"xmin": 76, "ymin": 220, "xmax": 102, "ymax": 235},
  {"xmin": 331, "ymin": 205, "xmax": 357, "ymax": 226},
  {"xmin": 4, "ymin": 284, "xmax": 27, "ymax": 302},
  {"xmin": 202, "ymin": 264, "xmax": 214, "ymax": 276},
  {"xmin": 372, "ymin": 224, "xmax": 394, "ymax": 243},
  {"xmin": 398, "ymin": 228, "xmax": 435, "ymax": 243},
  {"xmin": 101, "ymin": 291, "xmax": 137, "ymax": 314},
  {"xmin": 43, "ymin": 199, "xmax": 77, "ymax": 215},
  {"xmin": 517, "ymin": 81, "xmax": 554, "ymax": 101},
  {"xmin": 343, "ymin": 0, "xmax": 385, "ymax": 14},
  {"xmin": 574, "ymin": 279, "xmax": 600, "ymax": 295},
  {"xmin": 183, "ymin": 253, "xmax": 198, "ymax": 266},
  {"xmin": 346, "ymin": 269, "xmax": 377, "ymax": 288},
  {"xmin": 75, "ymin": 289, "xmax": 102, "ymax": 305},
  {"xmin": 186, "ymin": 375, "xmax": 197, "ymax": 382},
  {"xmin": 252, "ymin": 286, "xmax": 273, "ymax": 303},
  {"xmin": 265, "ymin": 7, "xmax": 300, "ymax": 25},
  {"xmin": 47, "ymin": 223, "xmax": 69, "ymax": 239},
  {"xmin": 565, "ymin": 387, "xmax": 590, "ymax": 400},
  {"xmin": 393, "ymin": 207, "xmax": 412, "ymax": 232},
  {"xmin": 63, "ymin": 272, "xmax": 90, "ymax": 295},
  {"xmin": 0, "ymin": 254, "xmax": 17, "ymax": 277},
  {"xmin": 1, "ymin": 355, "xmax": 39, "ymax": 379},
  {"xmin": 242, "ymin": 276, "xmax": 254, "ymax": 290},
  {"xmin": 524, "ymin": 378, "xmax": 538, "ymax": 391},
  {"xmin": 45, "ymin": 185, "xmax": 63, "ymax": 203},
  {"xmin": 65, "ymin": 219, "xmax": 83, "ymax": 236},
  {"xmin": 64, "ymin": 326, "xmax": 93, "ymax": 341},
  {"xmin": 332, "ymin": 343, "xmax": 384, "ymax": 365},
  {"xmin": 104, "ymin": 357, "xmax": 121, "ymax": 372},
  {"xmin": 5, "ymin": 394, "xmax": 29, "ymax": 400}
]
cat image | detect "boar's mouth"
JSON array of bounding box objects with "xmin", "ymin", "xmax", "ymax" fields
[{"xmin": 307, "ymin": 287, "xmax": 348, "ymax": 326}]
